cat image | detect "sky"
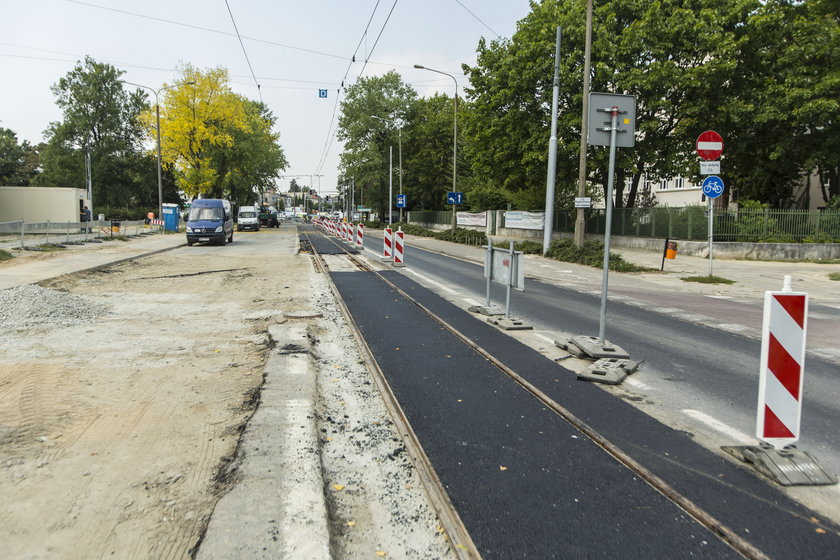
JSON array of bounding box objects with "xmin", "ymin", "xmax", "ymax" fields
[{"xmin": 0, "ymin": 0, "xmax": 534, "ymax": 196}]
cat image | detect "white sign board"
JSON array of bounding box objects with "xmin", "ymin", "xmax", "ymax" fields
[
  {"xmin": 457, "ymin": 212, "xmax": 487, "ymax": 227},
  {"xmin": 504, "ymin": 211, "xmax": 544, "ymax": 230},
  {"xmin": 484, "ymin": 246, "xmax": 524, "ymax": 291},
  {"xmin": 700, "ymin": 161, "xmax": 721, "ymax": 175},
  {"xmin": 574, "ymin": 197, "xmax": 592, "ymax": 208}
]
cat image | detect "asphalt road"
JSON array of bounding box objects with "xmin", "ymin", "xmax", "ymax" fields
[{"xmin": 358, "ymin": 235, "xmax": 840, "ymax": 479}]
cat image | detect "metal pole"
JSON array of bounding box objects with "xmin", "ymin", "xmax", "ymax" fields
[
  {"xmin": 452, "ymin": 80, "xmax": 457, "ymax": 233},
  {"xmin": 543, "ymin": 26, "xmax": 561, "ymax": 255},
  {"xmin": 598, "ymin": 107, "xmax": 619, "ymax": 346},
  {"xmin": 155, "ymin": 97, "xmax": 163, "ymax": 223},
  {"xmin": 505, "ymin": 241, "xmax": 514, "ymax": 318},
  {"xmin": 388, "ymin": 146, "xmax": 393, "ymax": 226},
  {"xmin": 574, "ymin": 0, "xmax": 593, "ymax": 247},
  {"xmin": 398, "ymin": 126, "xmax": 403, "ymax": 224},
  {"xmin": 486, "ymin": 238, "xmax": 493, "ymax": 308},
  {"xmin": 708, "ymin": 198, "xmax": 714, "ymax": 277}
]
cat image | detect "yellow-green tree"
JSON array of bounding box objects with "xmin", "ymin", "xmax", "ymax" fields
[{"xmin": 141, "ymin": 65, "xmax": 249, "ymax": 198}]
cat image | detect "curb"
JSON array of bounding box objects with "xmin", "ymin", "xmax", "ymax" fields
[{"xmin": 197, "ymin": 322, "xmax": 331, "ymax": 559}]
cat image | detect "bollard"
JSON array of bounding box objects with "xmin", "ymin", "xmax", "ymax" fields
[
  {"xmin": 356, "ymin": 223, "xmax": 364, "ymax": 247},
  {"xmin": 392, "ymin": 227, "xmax": 405, "ymax": 267},
  {"xmin": 382, "ymin": 227, "xmax": 393, "ymax": 261}
]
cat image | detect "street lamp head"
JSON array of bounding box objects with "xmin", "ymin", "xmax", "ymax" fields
[{"xmin": 413, "ymin": 64, "xmax": 425, "ymax": 69}]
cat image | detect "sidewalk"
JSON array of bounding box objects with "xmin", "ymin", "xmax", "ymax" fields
[{"xmin": 0, "ymin": 232, "xmax": 185, "ymax": 290}]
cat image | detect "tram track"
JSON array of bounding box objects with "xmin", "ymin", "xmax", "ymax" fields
[{"xmin": 302, "ymin": 227, "xmax": 769, "ymax": 560}]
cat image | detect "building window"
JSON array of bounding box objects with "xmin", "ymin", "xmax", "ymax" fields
[
  {"xmin": 674, "ymin": 177, "xmax": 684, "ymax": 189},
  {"xmin": 659, "ymin": 179, "xmax": 669, "ymax": 190}
]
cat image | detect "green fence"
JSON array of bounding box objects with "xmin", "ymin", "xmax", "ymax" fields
[
  {"xmin": 568, "ymin": 207, "xmax": 840, "ymax": 242},
  {"xmin": 409, "ymin": 207, "xmax": 840, "ymax": 242}
]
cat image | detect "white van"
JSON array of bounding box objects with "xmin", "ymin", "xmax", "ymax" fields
[{"xmin": 237, "ymin": 206, "xmax": 260, "ymax": 231}]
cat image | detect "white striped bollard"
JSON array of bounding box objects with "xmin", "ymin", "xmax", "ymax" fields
[
  {"xmin": 392, "ymin": 227, "xmax": 405, "ymax": 267},
  {"xmin": 757, "ymin": 275, "xmax": 808, "ymax": 449},
  {"xmin": 356, "ymin": 223, "xmax": 364, "ymax": 247},
  {"xmin": 382, "ymin": 227, "xmax": 393, "ymax": 261}
]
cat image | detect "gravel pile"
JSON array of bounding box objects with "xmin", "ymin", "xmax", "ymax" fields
[{"xmin": 0, "ymin": 284, "xmax": 107, "ymax": 329}]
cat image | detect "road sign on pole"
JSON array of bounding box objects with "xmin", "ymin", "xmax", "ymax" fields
[
  {"xmin": 702, "ymin": 175, "xmax": 724, "ymax": 199},
  {"xmin": 447, "ymin": 192, "xmax": 463, "ymax": 205},
  {"xmin": 396, "ymin": 194, "xmax": 406, "ymax": 208},
  {"xmin": 696, "ymin": 130, "xmax": 723, "ymax": 161}
]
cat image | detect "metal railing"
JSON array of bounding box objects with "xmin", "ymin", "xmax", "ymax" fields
[
  {"xmin": 407, "ymin": 207, "xmax": 840, "ymax": 242},
  {"xmin": 0, "ymin": 220, "xmax": 161, "ymax": 250}
]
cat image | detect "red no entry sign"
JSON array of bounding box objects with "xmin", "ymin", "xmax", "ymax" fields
[{"xmin": 696, "ymin": 130, "xmax": 723, "ymax": 161}]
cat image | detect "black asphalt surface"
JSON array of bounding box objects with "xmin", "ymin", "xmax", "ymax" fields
[
  {"xmin": 305, "ymin": 230, "xmax": 840, "ymax": 559},
  {"xmin": 362, "ymin": 233, "xmax": 840, "ymax": 472}
]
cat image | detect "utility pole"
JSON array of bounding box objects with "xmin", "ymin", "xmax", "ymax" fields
[{"xmin": 574, "ymin": 0, "xmax": 593, "ymax": 247}]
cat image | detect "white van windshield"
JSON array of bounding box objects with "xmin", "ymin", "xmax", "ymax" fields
[
  {"xmin": 189, "ymin": 207, "xmax": 223, "ymax": 221},
  {"xmin": 239, "ymin": 211, "xmax": 257, "ymax": 218}
]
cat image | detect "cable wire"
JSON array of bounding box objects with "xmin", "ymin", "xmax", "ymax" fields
[
  {"xmin": 454, "ymin": 0, "xmax": 501, "ymax": 40},
  {"xmin": 223, "ymin": 0, "xmax": 261, "ymax": 101}
]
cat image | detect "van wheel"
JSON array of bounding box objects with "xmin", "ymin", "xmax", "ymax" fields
[
  {"xmin": 228, "ymin": 233, "xmax": 233, "ymax": 243},
  {"xmin": 187, "ymin": 239, "xmax": 193, "ymax": 246}
]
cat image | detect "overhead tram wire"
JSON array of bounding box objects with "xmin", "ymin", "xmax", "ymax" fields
[
  {"xmin": 453, "ymin": 0, "xmax": 502, "ymax": 40},
  {"xmin": 315, "ymin": 0, "xmax": 400, "ymax": 177},
  {"xmin": 64, "ymin": 0, "xmax": 348, "ymax": 61},
  {"xmin": 224, "ymin": 0, "xmax": 262, "ymax": 101}
]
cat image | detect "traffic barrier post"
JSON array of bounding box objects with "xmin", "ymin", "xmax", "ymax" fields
[
  {"xmin": 356, "ymin": 223, "xmax": 364, "ymax": 247},
  {"xmin": 757, "ymin": 275, "xmax": 808, "ymax": 449},
  {"xmin": 393, "ymin": 227, "xmax": 405, "ymax": 267},
  {"xmin": 382, "ymin": 227, "xmax": 393, "ymax": 261}
]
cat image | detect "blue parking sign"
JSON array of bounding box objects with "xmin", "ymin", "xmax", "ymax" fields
[
  {"xmin": 396, "ymin": 194, "xmax": 406, "ymax": 208},
  {"xmin": 318, "ymin": 89, "xmax": 328, "ymax": 98}
]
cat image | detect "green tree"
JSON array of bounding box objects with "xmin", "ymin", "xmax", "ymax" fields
[
  {"xmin": 726, "ymin": 0, "xmax": 840, "ymax": 206},
  {"xmin": 337, "ymin": 71, "xmax": 417, "ymax": 220},
  {"xmin": 0, "ymin": 128, "xmax": 41, "ymax": 185},
  {"xmin": 207, "ymin": 100, "xmax": 288, "ymax": 206},
  {"xmin": 144, "ymin": 65, "xmax": 247, "ymax": 199},
  {"xmin": 464, "ymin": 0, "xmax": 756, "ymax": 210},
  {"xmin": 36, "ymin": 56, "xmax": 154, "ymax": 208}
]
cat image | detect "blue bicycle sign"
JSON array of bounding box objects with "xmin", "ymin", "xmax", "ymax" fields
[{"xmin": 702, "ymin": 175, "xmax": 724, "ymax": 199}]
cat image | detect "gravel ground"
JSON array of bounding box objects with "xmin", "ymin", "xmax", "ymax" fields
[{"xmin": 0, "ymin": 232, "xmax": 451, "ymax": 559}]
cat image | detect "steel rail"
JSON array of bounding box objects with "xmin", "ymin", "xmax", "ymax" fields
[
  {"xmin": 303, "ymin": 227, "xmax": 769, "ymax": 560},
  {"xmin": 302, "ymin": 230, "xmax": 482, "ymax": 560}
]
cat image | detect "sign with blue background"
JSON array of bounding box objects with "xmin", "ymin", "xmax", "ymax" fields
[
  {"xmin": 447, "ymin": 192, "xmax": 463, "ymax": 205},
  {"xmin": 396, "ymin": 194, "xmax": 406, "ymax": 208},
  {"xmin": 702, "ymin": 175, "xmax": 724, "ymax": 199}
]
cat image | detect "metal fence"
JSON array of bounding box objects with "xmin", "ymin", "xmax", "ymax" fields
[
  {"xmin": 409, "ymin": 207, "xmax": 840, "ymax": 242},
  {"xmin": 0, "ymin": 220, "xmax": 159, "ymax": 250},
  {"xmin": 561, "ymin": 207, "xmax": 840, "ymax": 242}
]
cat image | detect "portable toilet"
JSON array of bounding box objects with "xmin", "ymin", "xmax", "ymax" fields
[{"xmin": 162, "ymin": 203, "xmax": 180, "ymax": 232}]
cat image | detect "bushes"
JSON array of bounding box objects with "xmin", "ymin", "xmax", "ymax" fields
[{"xmin": 545, "ymin": 240, "xmax": 655, "ymax": 272}]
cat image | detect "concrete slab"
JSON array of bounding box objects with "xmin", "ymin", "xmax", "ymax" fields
[
  {"xmin": 722, "ymin": 445, "xmax": 838, "ymax": 487},
  {"xmin": 487, "ymin": 316, "xmax": 533, "ymax": 331},
  {"xmin": 569, "ymin": 335, "xmax": 630, "ymax": 359},
  {"xmin": 467, "ymin": 304, "xmax": 505, "ymax": 316}
]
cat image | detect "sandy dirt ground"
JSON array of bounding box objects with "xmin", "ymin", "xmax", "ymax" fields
[{"xmin": 0, "ymin": 234, "xmax": 448, "ymax": 559}]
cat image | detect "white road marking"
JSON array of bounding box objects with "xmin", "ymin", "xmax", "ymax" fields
[
  {"xmin": 404, "ymin": 269, "xmax": 457, "ymax": 294},
  {"xmin": 682, "ymin": 409, "xmax": 755, "ymax": 445},
  {"xmin": 533, "ymin": 333, "xmax": 556, "ymax": 344},
  {"xmin": 624, "ymin": 377, "xmax": 651, "ymax": 391}
]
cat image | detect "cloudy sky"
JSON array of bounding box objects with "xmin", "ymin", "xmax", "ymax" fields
[{"xmin": 0, "ymin": 0, "xmax": 534, "ymax": 195}]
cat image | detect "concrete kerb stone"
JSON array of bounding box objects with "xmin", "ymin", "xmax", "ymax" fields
[{"xmin": 197, "ymin": 322, "xmax": 331, "ymax": 560}]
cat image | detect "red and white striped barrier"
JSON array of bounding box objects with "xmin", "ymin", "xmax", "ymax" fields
[
  {"xmin": 150, "ymin": 219, "xmax": 163, "ymax": 226},
  {"xmin": 392, "ymin": 227, "xmax": 405, "ymax": 267},
  {"xmin": 757, "ymin": 276, "xmax": 808, "ymax": 449},
  {"xmin": 355, "ymin": 223, "xmax": 364, "ymax": 247},
  {"xmin": 382, "ymin": 227, "xmax": 393, "ymax": 261}
]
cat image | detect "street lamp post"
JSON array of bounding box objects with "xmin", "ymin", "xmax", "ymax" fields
[
  {"xmin": 414, "ymin": 64, "xmax": 458, "ymax": 232},
  {"xmin": 122, "ymin": 80, "xmax": 195, "ymax": 223},
  {"xmin": 371, "ymin": 115, "xmax": 404, "ymax": 224}
]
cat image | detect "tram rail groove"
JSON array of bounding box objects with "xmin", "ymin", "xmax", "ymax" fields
[
  {"xmin": 303, "ymin": 228, "xmax": 769, "ymax": 560},
  {"xmin": 304, "ymin": 231, "xmax": 481, "ymax": 560}
]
